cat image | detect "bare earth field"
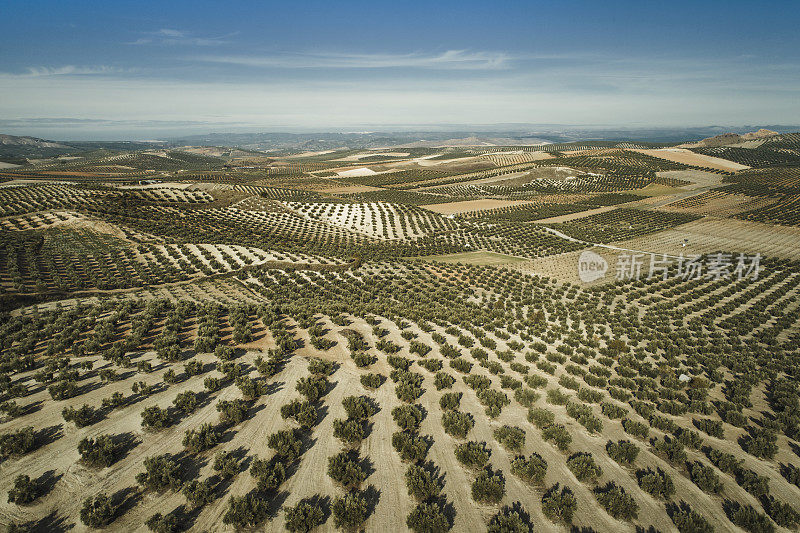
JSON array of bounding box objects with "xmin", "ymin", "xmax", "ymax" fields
[
  {"xmin": 420, "ymin": 199, "xmax": 540, "ymax": 215},
  {"xmin": 416, "ymin": 251, "xmax": 529, "ymax": 267},
  {"xmin": 612, "ymin": 217, "xmax": 800, "ymax": 260},
  {"xmin": 631, "ymin": 148, "xmax": 750, "ymax": 172}
]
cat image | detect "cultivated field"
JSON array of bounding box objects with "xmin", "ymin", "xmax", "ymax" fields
[{"xmin": 2, "ymin": 133, "xmax": 800, "ymax": 533}]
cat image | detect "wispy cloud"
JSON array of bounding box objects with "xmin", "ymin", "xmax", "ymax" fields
[
  {"xmin": 5, "ymin": 65, "xmax": 130, "ymax": 78},
  {"xmin": 129, "ymin": 28, "xmax": 232, "ymax": 47},
  {"xmin": 193, "ymin": 50, "xmax": 512, "ymax": 70}
]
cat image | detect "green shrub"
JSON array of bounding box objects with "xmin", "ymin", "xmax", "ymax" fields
[
  {"xmin": 541, "ymin": 484, "xmax": 577, "ymax": 523},
  {"xmin": 433, "ymin": 371, "xmax": 455, "ymax": 390},
  {"xmin": 268, "ymin": 429, "xmax": 303, "ymax": 460},
  {"xmin": 333, "ymin": 418, "xmax": 366, "ymax": 447},
  {"xmin": 392, "ymin": 431, "xmax": 431, "ymax": 463},
  {"xmin": 392, "ymin": 404, "xmax": 424, "ymax": 431},
  {"xmin": 182, "ymin": 479, "xmax": 214, "ymax": 507},
  {"xmin": 762, "ymin": 496, "xmax": 800, "ymax": 529},
  {"xmin": 601, "ymin": 402, "xmax": 627, "ymax": 419},
  {"xmin": 477, "ymin": 388, "xmax": 510, "ymax": 418},
  {"xmin": 146, "ymin": 511, "xmax": 180, "ymax": 533},
  {"xmin": 296, "ymin": 375, "xmax": 329, "ymax": 402},
  {"xmin": 493, "ymin": 425, "xmax": 525, "ymax": 452},
  {"xmin": 688, "ymin": 461, "xmax": 722, "ymax": 494},
  {"xmin": 281, "ymin": 399, "xmax": 317, "ymax": 428},
  {"xmin": 62, "ymin": 404, "xmax": 97, "ymax": 428},
  {"xmin": 472, "ymin": 468, "xmax": 505, "ymax": 504},
  {"xmin": 667, "ymin": 502, "xmax": 714, "ymax": 533},
  {"xmin": 737, "ymin": 469, "xmax": 770, "ymax": 498},
  {"xmin": 487, "ymin": 503, "xmax": 533, "ymax": 533},
  {"xmin": 80, "ymin": 493, "xmax": 115, "ymax": 528},
  {"xmin": 141, "ymin": 406, "xmax": 171, "ymax": 430},
  {"xmin": 621, "ymin": 418, "xmax": 649, "ymax": 439},
  {"xmin": 514, "ymin": 388, "xmax": 539, "ymax": 408},
  {"xmin": 7, "ymin": 474, "xmax": 38, "ymax": 505},
  {"xmin": 327, "ymin": 451, "xmax": 366, "ymax": 490},
  {"xmin": 223, "ymin": 493, "xmax": 269, "ymax": 528},
  {"xmin": 637, "ymin": 467, "xmax": 674, "ymax": 499},
  {"xmin": 528, "ymin": 408, "xmax": 554, "ymax": 428},
  {"xmin": 307, "ymin": 358, "xmax": 335, "ymax": 376},
  {"xmin": 250, "ymin": 456, "xmax": 287, "ymax": 491},
  {"xmin": 407, "ymin": 501, "xmax": 450, "ymax": 533},
  {"xmin": 183, "ymin": 423, "xmax": 220, "ymax": 452},
  {"xmin": 439, "ymin": 392, "xmax": 462, "ymax": 411},
  {"xmin": 567, "ymin": 452, "xmax": 603, "ymax": 482},
  {"xmin": 405, "ymin": 464, "xmax": 443, "ymax": 501},
  {"xmin": 213, "ymin": 451, "xmax": 240, "ymax": 478},
  {"xmin": 78, "ymin": 435, "xmax": 117, "ymax": 467},
  {"xmin": 546, "ymin": 388, "xmax": 569, "ymax": 405},
  {"xmin": 360, "ymin": 373, "xmax": 384, "ymax": 389},
  {"xmin": 136, "ymin": 454, "xmax": 182, "ymax": 492},
  {"xmin": 653, "ymin": 437, "xmax": 687, "ymax": 465},
  {"xmin": 594, "ymin": 482, "xmax": 638, "ymax": 521},
  {"xmin": 442, "ymin": 410, "xmax": 474, "ymax": 438},
  {"xmin": 216, "ymin": 399, "xmax": 248, "ymax": 425},
  {"xmin": 342, "ymin": 395, "xmax": 377, "ymax": 420},
  {"xmin": 728, "ymin": 503, "xmax": 775, "ymax": 533},
  {"xmin": 352, "ymin": 352, "xmax": 377, "ymax": 368},
  {"xmin": 454, "ymin": 441, "xmax": 491, "ymax": 469},
  {"xmin": 511, "ymin": 453, "xmax": 547, "ymax": 485},
  {"xmin": 284, "ymin": 497, "xmax": 326, "ymax": 533},
  {"xmin": 541, "ymin": 424, "xmax": 572, "ymax": 451},
  {"xmin": 606, "ymin": 440, "xmax": 639, "ymax": 465},
  {"xmin": 332, "ymin": 491, "xmax": 370, "ymax": 530}
]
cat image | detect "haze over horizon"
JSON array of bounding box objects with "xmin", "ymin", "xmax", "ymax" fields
[{"xmin": 1, "ymin": 0, "xmax": 799, "ymax": 139}]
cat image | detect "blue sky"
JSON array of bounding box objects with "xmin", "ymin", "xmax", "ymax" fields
[{"xmin": 1, "ymin": 0, "xmax": 799, "ymax": 138}]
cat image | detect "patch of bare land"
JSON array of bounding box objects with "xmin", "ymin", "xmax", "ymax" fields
[
  {"xmin": 335, "ymin": 167, "xmax": 378, "ymax": 178},
  {"xmin": 613, "ymin": 216, "xmax": 800, "ymax": 260},
  {"xmin": 655, "ymin": 169, "xmax": 724, "ymax": 188},
  {"xmin": 630, "ymin": 148, "xmax": 750, "ymax": 172},
  {"xmin": 658, "ymin": 191, "xmax": 778, "ymax": 217},
  {"xmin": 533, "ymin": 205, "xmax": 619, "ymax": 224},
  {"xmin": 332, "ymin": 152, "xmax": 411, "ymax": 162},
  {"xmin": 420, "ymin": 199, "xmax": 541, "ymax": 215},
  {"xmin": 307, "ymin": 184, "xmax": 383, "ymax": 194}
]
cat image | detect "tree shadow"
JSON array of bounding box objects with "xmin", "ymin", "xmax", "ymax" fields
[
  {"xmin": 113, "ymin": 432, "xmax": 141, "ymax": 463},
  {"xmin": 264, "ymin": 489, "xmax": 291, "ymax": 519},
  {"xmin": 176, "ymin": 453, "xmax": 211, "ymax": 483},
  {"xmin": 363, "ymin": 484, "xmax": 381, "ymax": 518},
  {"xmin": 75, "ymin": 380, "xmax": 104, "ymax": 397},
  {"xmin": 36, "ymin": 469, "xmax": 63, "ymax": 498},
  {"xmin": 111, "ymin": 486, "xmax": 143, "ymax": 520},
  {"xmin": 359, "ymin": 454, "xmax": 376, "ymax": 478},
  {"xmin": 28, "ymin": 510, "xmax": 73, "ymax": 533},
  {"xmin": 21, "ymin": 399, "xmax": 44, "ymax": 416},
  {"xmin": 36, "ymin": 424, "xmax": 64, "ymax": 448}
]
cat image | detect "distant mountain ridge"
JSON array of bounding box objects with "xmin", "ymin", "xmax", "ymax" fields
[
  {"xmin": 0, "ymin": 134, "xmax": 69, "ymax": 148},
  {"xmin": 679, "ymin": 129, "xmax": 779, "ymax": 148}
]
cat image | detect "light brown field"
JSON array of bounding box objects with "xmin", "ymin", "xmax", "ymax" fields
[
  {"xmin": 631, "ymin": 148, "xmax": 749, "ymax": 172},
  {"xmin": 658, "ymin": 191, "xmax": 778, "ymax": 217},
  {"xmin": 533, "ymin": 205, "xmax": 618, "ymax": 224},
  {"xmin": 612, "ymin": 217, "xmax": 800, "ymax": 260},
  {"xmin": 420, "ymin": 199, "xmax": 540, "ymax": 215}
]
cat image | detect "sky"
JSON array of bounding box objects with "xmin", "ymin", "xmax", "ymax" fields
[{"xmin": 1, "ymin": 0, "xmax": 799, "ymax": 139}]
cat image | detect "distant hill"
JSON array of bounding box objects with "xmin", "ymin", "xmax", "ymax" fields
[
  {"xmin": 0, "ymin": 134, "xmax": 69, "ymax": 149},
  {"xmin": 678, "ymin": 128, "xmax": 779, "ymax": 148},
  {"xmin": 0, "ymin": 135, "xmax": 175, "ymax": 166}
]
